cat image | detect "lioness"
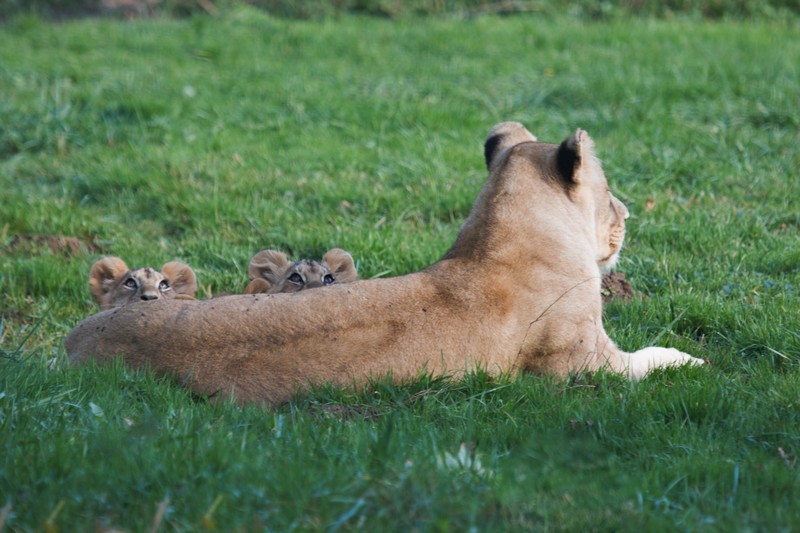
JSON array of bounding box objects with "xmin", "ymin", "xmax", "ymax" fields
[
  {"xmin": 66, "ymin": 122, "xmax": 703, "ymax": 406},
  {"xmin": 89, "ymin": 256, "xmax": 197, "ymax": 310},
  {"xmin": 244, "ymin": 248, "xmax": 358, "ymax": 294}
]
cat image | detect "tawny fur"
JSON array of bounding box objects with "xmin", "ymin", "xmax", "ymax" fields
[
  {"xmin": 88, "ymin": 257, "xmax": 197, "ymax": 310},
  {"xmin": 244, "ymin": 248, "xmax": 357, "ymax": 294},
  {"xmin": 66, "ymin": 123, "xmax": 703, "ymax": 406}
]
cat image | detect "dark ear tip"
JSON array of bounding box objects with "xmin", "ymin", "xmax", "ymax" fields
[
  {"xmin": 484, "ymin": 134, "xmax": 503, "ymax": 170},
  {"xmin": 556, "ymin": 136, "xmax": 580, "ymax": 181},
  {"xmin": 484, "ymin": 122, "xmax": 538, "ymax": 170}
]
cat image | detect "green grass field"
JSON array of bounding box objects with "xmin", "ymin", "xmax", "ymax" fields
[{"xmin": 1, "ymin": 8, "xmax": 799, "ymax": 531}]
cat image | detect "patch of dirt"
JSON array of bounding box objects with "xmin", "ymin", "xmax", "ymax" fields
[
  {"xmin": 601, "ymin": 272, "xmax": 635, "ymax": 303},
  {"xmin": 2, "ymin": 233, "xmax": 100, "ymax": 257},
  {"xmin": 1, "ymin": 309, "xmax": 31, "ymax": 326}
]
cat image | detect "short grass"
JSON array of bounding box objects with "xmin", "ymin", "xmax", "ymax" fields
[{"xmin": 1, "ymin": 9, "xmax": 799, "ymax": 531}]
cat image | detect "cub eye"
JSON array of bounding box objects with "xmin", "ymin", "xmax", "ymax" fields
[
  {"xmin": 158, "ymin": 280, "xmax": 171, "ymax": 292},
  {"xmin": 288, "ymin": 272, "xmax": 303, "ymax": 284},
  {"xmin": 323, "ymin": 274, "xmax": 335, "ymax": 285},
  {"xmin": 123, "ymin": 278, "xmax": 138, "ymax": 289}
]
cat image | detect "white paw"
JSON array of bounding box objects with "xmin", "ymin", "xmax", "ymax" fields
[{"xmin": 628, "ymin": 347, "xmax": 704, "ymax": 380}]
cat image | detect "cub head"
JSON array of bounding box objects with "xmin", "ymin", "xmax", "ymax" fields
[
  {"xmin": 89, "ymin": 256, "xmax": 198, "ymax": 310},
  {"xmin": 245, "ymin": 248, "xmax": 358, "ymax": 294},
  {"xmin": 485, "ymin": 123, "xmax": 629, "ymax": 271}
]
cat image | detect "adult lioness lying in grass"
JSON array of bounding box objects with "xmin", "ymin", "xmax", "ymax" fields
[{"xmin": 66, "ymin": 122, "xmax": 703, "ymax": 405}]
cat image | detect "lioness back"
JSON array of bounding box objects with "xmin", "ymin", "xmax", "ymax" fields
[
  {"xmin": 89, "ymin": 256, "xmax": 197, "ymax": 310},
  {"xmin": 245, "ymin": 248, "xmax": 357, "ymax": 294}
]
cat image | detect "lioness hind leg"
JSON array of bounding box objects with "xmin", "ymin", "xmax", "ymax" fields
[{"xmin": 626, "ymin": 347, "xmax": 704, "ymax": 380}]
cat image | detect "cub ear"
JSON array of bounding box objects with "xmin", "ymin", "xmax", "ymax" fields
[
  {"xmin": 248, "ymin": 249, "xmax": 291, "ymax": 286},
  {"xmin": 89, "ymin": 257, "xmax": 129, "ymax": 305},
  {"xmin": 556, "ymin": 128, "xmax": 596, "ymax": 185},
  {"xmin": 244, "ymin": 278, "xmax": 272, "ymax": 295},
  {"xmin": 160, "ymin": 261, "xmax": 198, "ymax": 297},
  {"xmin": 322, "ymin": 248, "xmax": 358, "ymax": 283},
  {"xmin": 484, "ymin": 121, "xmax": 538, "ymax": 170}
]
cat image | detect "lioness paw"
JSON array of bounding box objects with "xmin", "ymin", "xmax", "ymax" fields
[{"xmin": 628, "ymin": 347, "xmax": 704, "ymax": 380}]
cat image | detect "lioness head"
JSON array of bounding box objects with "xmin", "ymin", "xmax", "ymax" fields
[
  {"xmin": 484, "ymin": 122, "xmax": 630, "ymax": 272},
  {"xmin": 89, "ymin": 256, "xmax": 198, "ymax": 310},
  {"xmin": 555, "ymin": 130, "xmax": 630, "ymax": 271},
  {"xmin": 245, "ymin": 248, "xmax": 358, "ymax": 294}
]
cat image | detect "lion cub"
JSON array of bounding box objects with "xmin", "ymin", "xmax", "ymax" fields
[
  {"xmin": 89, "ymin": 256, "xmax": 198, "ymax": 310},
  {"xmin": 245, "ymin": 248, "xmax": 357, "ymax": 294}
]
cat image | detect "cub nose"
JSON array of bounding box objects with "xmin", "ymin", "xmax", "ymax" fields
[{"xmin": 140, "ymin": 293, "xmax": 159, "ymax": 301}]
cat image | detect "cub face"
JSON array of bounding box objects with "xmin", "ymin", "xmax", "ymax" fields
[
  {"xmin": 89, "ymin": 256, "xmax": 198, "ymax": 310},
  {"xmin": 245, "ymin": 248, "xmax": 358, "ymax": 294}
]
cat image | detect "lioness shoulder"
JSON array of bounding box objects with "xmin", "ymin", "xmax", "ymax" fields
[
  {"xmin": 245, "ymin": 248, "xmax": 357, "ymax": 294},
  {"xmin": 89, "ymin": 256, "xmax": 197, "ymax": 310}
]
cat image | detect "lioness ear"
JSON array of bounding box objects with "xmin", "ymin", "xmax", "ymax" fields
[
  {"xmin": 484, "ymin": 121, "xmax": 538, "ymax": 170},
  {"xmin": 556, "ymin": 129, "xmax": 596, "ymax": 185},
  {"xmin": 89, "ymin": 257, "xmax": 129, "ymax": 305},
  {"xmin": 161, "ymin": 261, "xmax": 197, "ymax": 297},
  {"xmin": 248, "ymin": 249, "xmax": 291, "ymax": 285},
  {"xmin": 322, "ymin": 248, "xmax": 358, "ymax": 283}
]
